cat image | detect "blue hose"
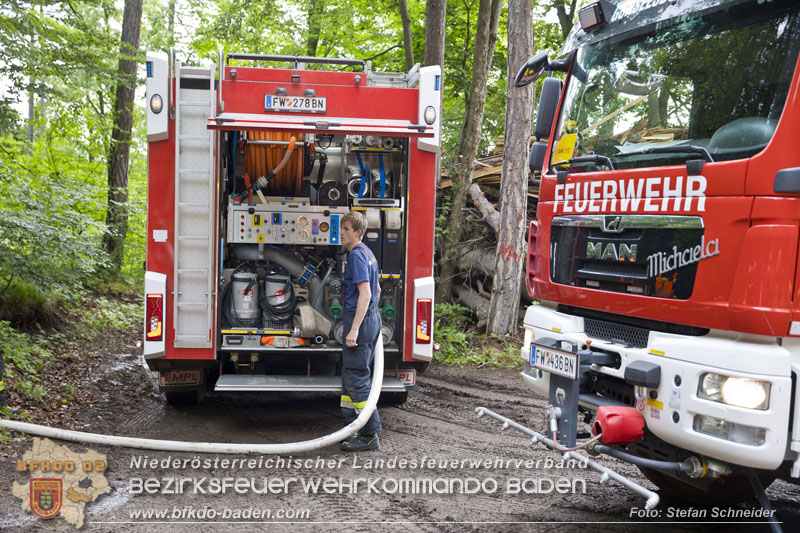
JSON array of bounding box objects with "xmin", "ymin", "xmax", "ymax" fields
[
  {"xmin": 378, "ymin": 153, "xmax": 386, "ymax": 198},
  {"xmin": 355, "ymin": 152, "xmax": 369, "ymax": 198}
]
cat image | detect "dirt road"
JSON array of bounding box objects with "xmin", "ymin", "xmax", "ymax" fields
[{"xmin": 2, "ymin": 348, "xmax": 799, "ymax": 531}]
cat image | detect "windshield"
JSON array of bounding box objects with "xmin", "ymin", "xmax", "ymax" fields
[{"xmin": 552, "ymin": 1, "xmax": 800, "ymax": 170}]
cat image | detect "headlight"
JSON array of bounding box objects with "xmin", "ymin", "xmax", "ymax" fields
[
  {"xmin": 698, "ymin": 373, "xmax": 770, "ymax": 410},
  {"xmin": 423, "ymin": 105, "xmax": 436, "ymax": 125},
  {"xmin": 150, "ymin": 94, "xmax": 163, "ymax": 114}
]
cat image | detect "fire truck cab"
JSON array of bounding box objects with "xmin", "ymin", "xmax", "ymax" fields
[
  {"xmin": 143, "ymin": 52, "xmax": 440, "ymax": 405},
  {"xmin": 519, "ymin": 0, "xmax": 800, "ymax": 504}
]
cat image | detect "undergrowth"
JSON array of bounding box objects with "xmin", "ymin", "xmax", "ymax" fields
[
  {"xmin": 0, "ymin": 291, "xmax": 140, "ymax": 407},
  {"xmin": 433, "ymin": 303, "xmax": 522, "ymax": 369},
  {"xmin": 0, "ymin": 320, "xmax": 53, "ymax": 407}
]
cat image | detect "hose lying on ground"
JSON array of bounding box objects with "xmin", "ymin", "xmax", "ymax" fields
[{"xmin": 0, "ymin": 338, "xmax": 384, "ymax": 454}]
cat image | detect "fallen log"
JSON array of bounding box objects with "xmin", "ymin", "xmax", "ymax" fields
[
  {"xmin": 454, "ymin": 284, "xmax": 489, "ymax": 328},
  {"xmin": 457, "ymin": 246, "xmax": 496, "ymax": 280},
  {"xmin": 455, "ymin": 246, "xmax": 535, "ymax": 304}
]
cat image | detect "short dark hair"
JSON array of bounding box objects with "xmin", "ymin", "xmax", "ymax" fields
[{"xmin": 342, "ymin": 211, "xmax": 368, "ymax": 234}]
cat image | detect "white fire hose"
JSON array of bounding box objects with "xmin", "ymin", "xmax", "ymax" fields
[{"xmin": 0, "ymin": 338, "xmax": 384, "ymax": 454}]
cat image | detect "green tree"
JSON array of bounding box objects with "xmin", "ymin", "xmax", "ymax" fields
[
  {"xmin": 436, "ymin": 0, "xmax": 504, "ymax": 303},
  {"xmin": 103, "ymin": 0, "xmax": 144, "ymax": 276}
]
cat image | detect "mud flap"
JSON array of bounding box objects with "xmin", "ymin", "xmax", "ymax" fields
[
  {"xmin": 159, "ymin": 370, "xmax": 206, "ymax": 405},
  {"xmin": 159, "ymin": 369, "xmax": 206, "ymax": 393}
]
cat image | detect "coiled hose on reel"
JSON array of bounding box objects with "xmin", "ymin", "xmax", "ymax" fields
[{"xmin": 245, "ymin": 131, "xmax": 303, "ymax": 196}]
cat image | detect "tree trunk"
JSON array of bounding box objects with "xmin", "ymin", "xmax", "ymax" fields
[
  {"xmin": 27, "ymin": 77, "xmax": 34, "ymax": 145},
  {"xmin": 103, "ymin": 0, "xmax": 143, "ymax": 276},
  {"xmin": 436, "ymin": 0, "xmax": 503, "ymax": 303},
  {"xmin": 423, "ymin": 0, "xmax": 446, "ymax": 187},
  {"xmin": 554, "ymin": 0, "xmax": 578, "ymax": 39},
  {"xmin": 484, "ymin": 0, "xmax": 502, "ymax": 68},
  {"xmin": 487, "ymin": 0, "xmax": 534, "ymax": 336},
  {"xmin": 398, "ymin": 0, "xmax": 415, "ymax": 71},
  {"xmin": 27, "ymin": 30, "xmax": 34, "ymax": 147},
  {"xmin": 306, "ymin": 0, "xmax": 324, "ymax": 57},
  {"xmin": 423, "ymin": 0, "xmax": 446, "ymax": 68}
]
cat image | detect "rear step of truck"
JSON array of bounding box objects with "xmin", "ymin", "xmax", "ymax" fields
[{"xmin": 214, "ymin": 375, "xmax": 406, "ymax": 392}]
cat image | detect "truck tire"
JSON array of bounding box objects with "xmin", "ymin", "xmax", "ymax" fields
[
  {"xmin": 163, "ymin": 388, "xmax": 204, "ymax": 406},
  {"xmin": 637, "ymin": 466, "xmax": 776, "ymax": 506},
  {"xmin": 379, "ymin": 390, "xmax": 408, "ymax": 405}
]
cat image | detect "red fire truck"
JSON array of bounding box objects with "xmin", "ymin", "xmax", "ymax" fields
[
  {"xmin": 142, "ymin": 51, "xmax": 440, "ymax": 405},
  {"xmin": 517, "ymin": 0, "xmax": 800, "ymax": 504}
]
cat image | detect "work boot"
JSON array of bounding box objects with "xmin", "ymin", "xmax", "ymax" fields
[{"xmin": 341, "ymin": 433, "xmax": 380, "ymax": 452}]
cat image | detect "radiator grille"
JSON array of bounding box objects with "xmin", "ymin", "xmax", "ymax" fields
[
  {"xmin": 579, "ymin": 260, "xmax": 648, "ymax": 277},
  {"xmin": 587, "ymin": 228, "xmax": 644, "ymax": 240},
  {"xmin": 584, "ymin": 318, "xmax": 650, "ymax": 348}
]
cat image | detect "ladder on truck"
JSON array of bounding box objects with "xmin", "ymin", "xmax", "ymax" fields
[{"xmin": 173, "ymin": 62, "xmax": 216, "ymax": 349}]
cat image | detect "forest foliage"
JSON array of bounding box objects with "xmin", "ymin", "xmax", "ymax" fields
[{"xmin": 0, "ymin": 0, "xmax": 567, "ymax": 324}]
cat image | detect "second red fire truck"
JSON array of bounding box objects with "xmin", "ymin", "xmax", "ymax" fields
[
  {"xmin": 142, "ymin": 51, "xmax": 440, "ymax": 405},
  {"xmin": 517, "ymin": 0, "xmax": 800, "ymax": 506}
]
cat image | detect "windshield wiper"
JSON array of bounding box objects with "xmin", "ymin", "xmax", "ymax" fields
[
  {"xmin": 553, "ymin": 154, "xmax": 616, "ymax": 170},
  {"xmin": 552, "ymin": 155, "xmax": 616, "ymax": 183},
  {"xmin": 613, "ymin": 144, "xmax": 715, "ymax": 163}
]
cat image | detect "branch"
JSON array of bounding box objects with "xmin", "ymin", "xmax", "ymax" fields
[
  {"xmin": 468, "ymin": 183, "xmax": 500, "ymax": 233},
  {"xmin": 0, "ymin": 273, "xmax": 13, "ymax": 297},
  {"xmin": 361, "ymin": 44, "xmax": 402, "ymax": 63}
]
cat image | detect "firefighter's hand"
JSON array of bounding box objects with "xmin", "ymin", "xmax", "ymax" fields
[{"xmin": 345, "ymin": 330, "xmax": 358, "ymax": 347}]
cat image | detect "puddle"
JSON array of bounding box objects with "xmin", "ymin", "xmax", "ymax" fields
[{"xmin": 85, "ymin": 480, "xmax": 134, "ymax": 520}]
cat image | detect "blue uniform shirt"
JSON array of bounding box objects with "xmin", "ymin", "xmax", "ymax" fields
[{"xmin": 343, "ymin": 242, "xmax": 379, "ymax": 313}]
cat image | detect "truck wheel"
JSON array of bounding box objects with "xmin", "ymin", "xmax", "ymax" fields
[
  {"xmin": 637, "ymin": 466, "xmax": 776, "ymax": 506},
  {"xmin": 163, "ymin": 388, "xmax": 204, "ymax": 406},
  {"xmin": 379, "ymin": 391, "xmax": 409, "ymax": 405}
]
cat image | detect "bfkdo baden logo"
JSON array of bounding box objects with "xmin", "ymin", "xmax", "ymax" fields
[
  {"xmin": 12, "ymin": 438, "xmax": 111, "ymax": 528},
  {"xmin": 30, "ymin": 478, "xmax": 63, "ymax": 519}
]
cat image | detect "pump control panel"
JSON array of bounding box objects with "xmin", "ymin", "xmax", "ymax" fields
[{"xmin": 227, "ymin": 199, "xmax": 349, "ymax": 246}]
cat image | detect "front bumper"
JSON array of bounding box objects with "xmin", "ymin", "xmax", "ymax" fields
[{"xmin": 520, "ymin": 304, "xmax": 793, "ymax": 470}]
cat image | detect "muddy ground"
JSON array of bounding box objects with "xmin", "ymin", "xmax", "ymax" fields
[{"xmin": 2, "ymin": 341, "xmax": 799, "ymax": 531}]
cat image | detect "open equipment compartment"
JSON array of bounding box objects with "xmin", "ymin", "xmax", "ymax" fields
[
  {"xmin": 217, "ymin": 131, "xmax": 410, "ymax": 359},
  {"xmin": 143, "ymin": 51, "xmax": 441, "ymax": 402}
]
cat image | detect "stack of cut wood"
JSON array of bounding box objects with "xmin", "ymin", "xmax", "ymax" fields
[
  {"xmin": 437, "ymin": 137, "xmax": 538, "ymax": 323},
  {"xmin": 439, "ymin": 136, "xmax": 539, "ymax": 200}
]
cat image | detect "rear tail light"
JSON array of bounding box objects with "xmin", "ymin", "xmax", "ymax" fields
[
  {"xmin": 146, "ymin": 294, "xmax": 163, "ymax": 341},
  {"xmin": 416, "ymin": 298, "xmax": 432, "ymax": 344}
]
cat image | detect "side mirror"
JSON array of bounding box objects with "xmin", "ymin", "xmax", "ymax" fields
[
  {"xmin": 515, "ymin": 52, "xmax": 574, "ymax": 87},
  {"xmin": 534, "ymin": 77, "xmax": 563, "ymax": 140},
  {"xmin": 514, "ymin": 52, "xmax": 549, "ymax": 87}
]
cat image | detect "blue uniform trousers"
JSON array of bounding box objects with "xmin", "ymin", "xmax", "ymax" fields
[{"xmin": 340, "ymin": 304, "xmax": 382, "ymax": 435}]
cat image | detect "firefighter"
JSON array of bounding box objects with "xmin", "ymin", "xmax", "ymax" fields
[{"xmin": 338, "ymin": 211, "xmax": 382, "ymax": 452}]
